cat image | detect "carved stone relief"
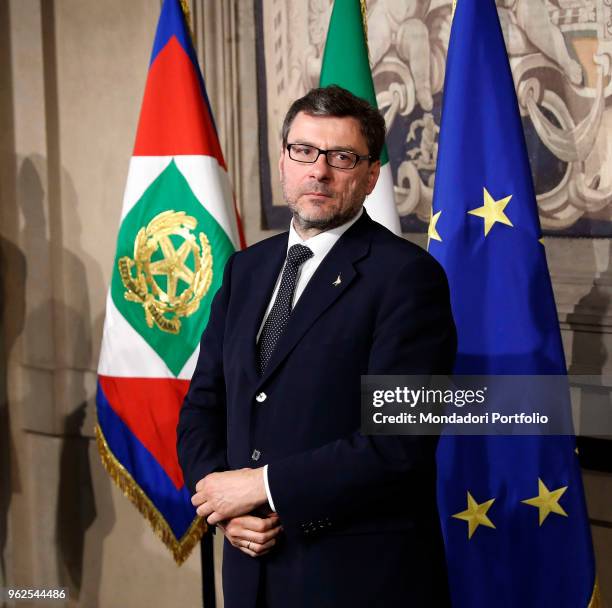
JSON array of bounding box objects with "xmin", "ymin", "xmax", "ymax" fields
[{"xmin": 256, "ymin": 0, "xmax": 612, "ymax": 235}]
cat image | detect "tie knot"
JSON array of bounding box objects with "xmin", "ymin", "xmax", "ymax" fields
[{"xmin": 286, "ymin": 244, "xmax": 313, "ymax": 268}]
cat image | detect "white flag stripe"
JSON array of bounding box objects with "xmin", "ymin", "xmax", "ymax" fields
[
  {"xmin": 119, "ymin": 156, "xmax": 239, "ymax": 250},
  {"xmin": 120, "ymin": 156, "xmax": 173, "ymax": 222},
  {"xmin": 175, "ymin": 156, "xmax": 240, "ymax": 249},
  {"xmin": 178, "ymin": 346, "xmax": 199, "ymax": 379},
  {"xmin": 98, "ymin": 292, "xmax": 198, "ymax": 379},
  {"xmin": 364, "ymin": 163, "xmax": 401, "ymax": 235}
]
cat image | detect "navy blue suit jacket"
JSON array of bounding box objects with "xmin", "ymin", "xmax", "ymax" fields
[{"xmin": 177, "ymin": 211, "xmax": 456, "ymax": 607}]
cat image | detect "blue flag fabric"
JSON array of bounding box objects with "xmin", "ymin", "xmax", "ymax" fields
[{"xmin": 430, "ymin": 0, "xmax": 597, "ymax": 605}]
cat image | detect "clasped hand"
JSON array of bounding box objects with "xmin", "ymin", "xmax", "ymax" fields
[
  {"xmin": 218, "ymin": 513, "xmax": 282, "ymax": 557},
  {"xmin": 191, "ymin": 468, "xmax": 282, "ymax": 557}
]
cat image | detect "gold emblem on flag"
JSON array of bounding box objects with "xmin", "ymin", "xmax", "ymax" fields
[{"xmin": 118, "ymin": 210, "xmax": 212, "ymax": 334}]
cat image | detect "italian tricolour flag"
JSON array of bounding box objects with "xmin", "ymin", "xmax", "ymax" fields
[
  {"xmin": 96, "ymin": 0, "xmax": 243, "ymax": 564},
  {"xmin": 320, "ymin": 0, "xmax": 401, "ymax": 235}
]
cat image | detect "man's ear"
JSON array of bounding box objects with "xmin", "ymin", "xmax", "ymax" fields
[{"xmin": 366, "ymin": 160, "xmax": 381, "ymax": 195}]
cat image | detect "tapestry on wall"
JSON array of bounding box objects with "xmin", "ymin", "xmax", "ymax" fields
[{"xmin": 256, "ymin": 0, "xmax": 612, "ymax": 237}]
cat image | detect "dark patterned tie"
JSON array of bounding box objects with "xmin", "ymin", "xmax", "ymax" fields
[{"xmin": 257, "ymin": 244, "xmax": 314, "ymax": 374}]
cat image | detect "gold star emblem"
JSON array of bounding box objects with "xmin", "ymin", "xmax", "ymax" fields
[
  {"xmin": 427, "ymin": 210, "xmax": 442, "ymax": 250},
  {"xmin": 149, "ymin": 234, "xmax": 195, "ymax": 301},
  {"xmin": 468, "ymin": 187, "xmax": 513, "ymax": 236},
  {"xmin": 521, "ymin": 478, "xmax": 568, "ymax": 525},
  {"xmin": 452, "ymin": 491, "xmax": 496, "ymax": 539}
]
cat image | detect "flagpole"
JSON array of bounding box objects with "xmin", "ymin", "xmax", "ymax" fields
[{"xmin": 200, "ymin": 529, "xmax": 216, "ymax": 608}]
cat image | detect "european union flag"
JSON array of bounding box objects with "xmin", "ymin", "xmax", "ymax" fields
[{"xmin": 429, "ymin": 0, "xmax": 598, "ymax": 605}]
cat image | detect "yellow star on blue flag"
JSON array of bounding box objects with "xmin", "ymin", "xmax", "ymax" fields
[
  {"xmin": 468, "ymin": 188, "xmax": 513, "ymax": 236},
  {"xmin": 428, "ymin": 0, "xmax": 597, "ymax": 606},
  {"xmin": 521, "ymin": 478, "xmax": 568, "ymax": 526},
  {"xmin": 427, "ymin": 210, "xmax": 443, "ymax": 249},
  {"xmin": 452, "ymin": 491, "xmax": 496, "ymax": 539}
]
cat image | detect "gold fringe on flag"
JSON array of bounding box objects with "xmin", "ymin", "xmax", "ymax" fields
[
  {"xmin": 589, "ymin": 578, "xmax": 601, "ymax": 608},
  {"xmin": 95, "ymin": 423, "xmax": 207, "ymax": 565},
  {"xmin": 179, "ymin": 0, "xmax": 196, "ymax": 47},
  {"xmin": 359, "ymin": 0, "xmax": 370, "ymax": 60}
]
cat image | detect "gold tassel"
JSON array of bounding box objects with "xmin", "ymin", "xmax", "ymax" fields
[
  {"xmin": 359, "ymin": 0, "xmax": 370, "ymax": 61},
  {"xmin": 179, "ymin": 0, "xmax": 196, "ymax": 48},
  {"xmin": 589, "ymin": 577, "xmax": 601, "ymax": 608},
  {"xmin": 95, "ymin": 424, "xmax": 207, "ymax": 565}
]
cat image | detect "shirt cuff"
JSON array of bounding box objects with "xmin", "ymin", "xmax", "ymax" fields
[{"xmin": 263, "ymin": 464, "xmax": 277, "ymax": 512}]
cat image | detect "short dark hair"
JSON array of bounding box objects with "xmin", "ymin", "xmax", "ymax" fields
[{"xmin": 281, "ymin": 85, "xmax": 386, "ymax": 162}]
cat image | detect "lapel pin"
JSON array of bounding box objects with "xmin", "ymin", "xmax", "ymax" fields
[{"xmin": 332, "ymin": 274, "xmax": 342, "ymax": 287}]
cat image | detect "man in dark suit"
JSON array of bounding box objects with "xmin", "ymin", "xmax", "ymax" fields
[{"xmin": 177, "ymin": 85, "xmax": 456, "ymax": 607}]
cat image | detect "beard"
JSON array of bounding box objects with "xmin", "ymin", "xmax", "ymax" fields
[{"xmin": 282, "ymin": 180, "xmax": 365, "ymax": 232}]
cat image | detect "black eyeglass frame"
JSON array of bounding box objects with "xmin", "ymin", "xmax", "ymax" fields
[{"xmin": 286, "ymin": 143, "xmax": 372, "ymax": 169}]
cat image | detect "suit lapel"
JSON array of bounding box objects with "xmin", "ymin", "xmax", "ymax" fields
[{"xmin": 257, "ymin": 213, "xmax": 373, "ymax": 387}]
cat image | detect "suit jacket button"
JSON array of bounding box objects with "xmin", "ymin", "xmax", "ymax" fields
[
  {"xmin": 255, "ymin": 392, "xmax": 267, "ymax": 403},
  {"xmin": 251, "ymin": 449, "xmax": 261, "ymax": 461}
]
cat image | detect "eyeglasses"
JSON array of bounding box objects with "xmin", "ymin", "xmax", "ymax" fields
[{"xmin": 286, "ymin": 143, "xmax": 371, "ymax": 170}]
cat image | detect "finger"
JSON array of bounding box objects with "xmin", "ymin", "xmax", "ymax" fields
[
  {"xmin": 231, "ymin": 537, "xmax": 276, "ymax": 553},
  {"xmin": 196, "ymin": 502, "xmax": 214, "ymax": 518},
  {"xmin": 266, "ymin": 514, "xmax": 283, "ymax": 531},
  {"xmin": 239, "ymin": 547, "xmax": 274, "ymax": 558},
  {"xmin": 191, "ymin": 492, "xmax": 207, "ymax": 507},
  {"xmin": 249, "ymin": 516, "xmax": 281, "ymax": 532},
  {"xmin": 230, "ymin": 538, "xmax": 257, "ymax": 557},
  {"xmin": 234, "ymin": 538, "xmax": 276, "ymax": 558},
  {"xmin": 248, "ymin": 538, "xmax": 277, "ymax": 555},
  {"xmin": 228, "ymin": 529, "xmax": 279, "ymax": 545},
  {"xmin": 225, "ymin": 520, "xmax": 283, "ymax": 542},
  {"xmin": 248, "ymin": 528, "xmax": 282, "ymax": 544},
  {"xmin": 225, "ymin": 515, "xmax": 259, "ymax": 529},
  {"xmin": 207, "ymin": 511, "xmax": 224, "ymax": 525},
  {"xmin": 227, "ymin": 516, "xmax": 281, "ymax": 535}
]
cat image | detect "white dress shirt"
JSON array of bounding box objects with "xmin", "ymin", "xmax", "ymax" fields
[{"xmin": 261, "ymin": 208, "xmax": 363, "ymax": 511}]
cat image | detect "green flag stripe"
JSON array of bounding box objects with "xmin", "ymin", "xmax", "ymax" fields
[
  {"xmin": 111, "ymin": 160, "xmax": 234, "ymax": 376},
  {"xmin": 319, "ymin": 0, "xmax": 389, "ymax": 166}
]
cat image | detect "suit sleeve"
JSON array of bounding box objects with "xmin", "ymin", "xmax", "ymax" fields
[
  {"xmin": 176, "ymin": 253, "xmax": 235, "ymax": 495},
  {"xmin": 267, "ymin": 252, "xmax": 457, "ymax": 529}
]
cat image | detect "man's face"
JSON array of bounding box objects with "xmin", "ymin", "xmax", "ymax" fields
[{"xmin": 279, "ymin": 112, "xmax": 380, "ymax": 231}]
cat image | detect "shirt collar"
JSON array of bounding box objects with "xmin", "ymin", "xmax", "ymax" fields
[{"xmin": 287, "ymin": 207, "xmax": 363, "ymax": 259}]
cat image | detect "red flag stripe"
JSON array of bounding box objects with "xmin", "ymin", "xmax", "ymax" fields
[
  {"xmin": 133, "ymin": 35, "xmax": 226, "ymax": 167},
  {"xmin": 99, "ymin": 375, "xmax": 190, "ymax": 490}
]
